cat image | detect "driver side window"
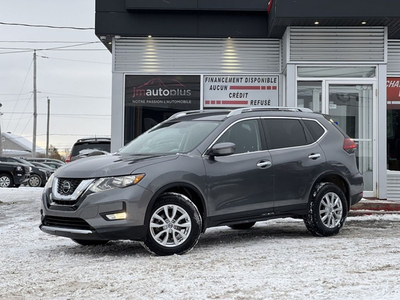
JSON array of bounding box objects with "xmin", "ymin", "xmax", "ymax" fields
[{"xmin": 216, "ymin": 119, "xmax": 262, "ymax": 154}]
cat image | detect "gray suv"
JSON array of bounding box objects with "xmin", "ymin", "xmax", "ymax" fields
[{"xmin": 40, "ymin": 107, "xmax": 363, "ymax": 255}]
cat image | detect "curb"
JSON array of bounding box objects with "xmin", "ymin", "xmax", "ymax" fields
[{"xmin": 349, "ymin": 199, "xmax": 400, "ymax": 216}]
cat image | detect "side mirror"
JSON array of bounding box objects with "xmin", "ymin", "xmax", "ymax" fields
[{"xmin": 208, "ymin": 142, "xmax": 235, "ymax": 158}]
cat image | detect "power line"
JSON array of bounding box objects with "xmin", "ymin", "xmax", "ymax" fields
[
  {"xmin": 0, "ymin": 40, "xmax": 100, "ymax": 43},
  {"xmin": 43, "ymin": 56, "xmax": 111, "ymax": 65},
  {"xmin": 44, "ymin": 92, "xmax": 110, "ymax": 99},
  {"xmin": 3, "ymin": 112, "xmax": 110, "ymax": 117},
  {"xmin": 0, "ymin": 22, "xmax": 94, "ymax": 30},
  {"xmin": 40, "ymin": 49, "xmax": 107, "ymax": 51},
  {"xmin": 0, "ymin": 49, "xmax": 33, "ymax": 55},
  {"xmin": 45, "ymin": 115, "xmax": 111, "ymax": 119},
  {"xmin": 1, "ymin": 116, "xmax": 32, "ymax": 121},
  {"xmin": 39, "ymin": 42, "xmax": 102, "ymax": 50},
  {"xmin": 17, "ymin": 115, "xmax": 33, "ymax": 139},
  {"xmin": 0, "ymin": 98, "xmax": 33, "ymax": 102},
  {"xmin": 2, "ymin": 95, "xmax": 110, "ymax": 101},
  {"xmin": 0, "ymin": 92, "xmax": 32, "ymax": 96},
  {"xmin": 0, "ymin": 42, "xmax": 107, "ymax": 55},
  {"xmin": 0, "ymin": 47, "xmax": 35, "ymax": 50},
  {"xmin": 14, "ymin": 94, "xmax": 33, "ymax": 135},
  {"xmin": 5, "ymin": 59, "xmax": 33, "ymax": 131},
  {"xmin": 34, "ymin": 133, "xmax": 111, "ymax": 137}
]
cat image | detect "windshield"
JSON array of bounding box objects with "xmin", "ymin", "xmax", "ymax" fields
[
  {"xmin": 120, "ymin": 120, "xmax": 220, "ymax": 155},
  {"xmin": 16, "ymin": 158, "xmax": 35, "ymax": 167}
]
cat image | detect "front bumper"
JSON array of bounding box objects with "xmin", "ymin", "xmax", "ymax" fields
[
  {"xmin": 40, "ymin": 183, "xmax": 153, "ymax": 241},
  {"xmin": 14, "ymin": 173, "xmax": 30, "ymax": 185},
  {"xmin": 39, "ymin": 222, "xmax": 146, "ymax": 241}
]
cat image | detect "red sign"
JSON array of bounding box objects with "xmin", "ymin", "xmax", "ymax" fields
[
  {"xmin": 203, "ymin": 75, "xmax": 279, "ymax": 108},
  {"xmin": 387, "ymin": 77, "xmax": 400, "ymax": 109}
]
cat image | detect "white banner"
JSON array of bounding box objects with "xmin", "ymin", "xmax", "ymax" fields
[{"xmin": 203, "ymin": 75, "xmax": 279, "ymax": 108}]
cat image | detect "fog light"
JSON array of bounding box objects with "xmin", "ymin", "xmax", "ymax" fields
[{"xmin": 106, "ymin": 212, "xmax": 127, "ymax": 220}]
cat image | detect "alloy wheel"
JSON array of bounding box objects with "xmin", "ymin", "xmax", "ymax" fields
[
  {"xmin": 319, "ymin": 192, "xmax": 343, "ymax": 228},
  {"xmin": 149, "ymin": 204, "xmax": 192, "ymax": 248},
  {"xmin": 29, "ymin": 175, "xmax": 42, "ymax": 187},
  {"xmin": 0, "ymin": 176, "xmax": 11, "ymax": 188}
]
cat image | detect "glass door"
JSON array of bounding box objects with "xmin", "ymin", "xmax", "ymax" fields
[
  {"xmin": 297, "ymin": 81, "xmax": 323, "ymax": 113},
  {"xmin": 326, "ymin": 82, "xmax": 375, "ymax": 192}
]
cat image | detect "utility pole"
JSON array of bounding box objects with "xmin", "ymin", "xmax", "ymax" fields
[
  {"xmin": 46, "ymin": 97, "xmax": 50, "ymax": 157},
  {"xmin": 32, "ymin": 49, "xmax": 37, "ymax": 157}
]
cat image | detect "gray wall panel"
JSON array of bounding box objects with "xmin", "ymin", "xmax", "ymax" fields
[
  {"xmin": 288, "ymin": 27, "xmax": 385, "ymax": 62},
  {"xmin": 388, "ymin": 40, "xmax": 400, "ymax": 73},
  {"xmin": 114, "ymin": 37, "xmax": 281, "ymax": 73}
]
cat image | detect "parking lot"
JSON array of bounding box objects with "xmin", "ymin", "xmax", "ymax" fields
[{"xmin": 1, "ymin": 187, "xmax": 400, "ymax": 300}]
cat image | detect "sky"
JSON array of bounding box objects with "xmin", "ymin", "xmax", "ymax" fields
[{"xmin": 0, "ymin": 0, "xmax": 112, "ymax": 156}]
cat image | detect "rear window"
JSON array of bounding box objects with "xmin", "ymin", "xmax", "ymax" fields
[
  {"xmin": 303, "ymin": 120, "xmax": 325, "ymax": 141},
  {"xmin": 71, "ymin": 142, "xmax": 111, "ymax": 156},
  {"xmin": 263, "ymin": 118, "xmax": 308, "ymax": 150}
]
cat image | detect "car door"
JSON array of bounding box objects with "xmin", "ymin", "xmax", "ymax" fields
[
  {"xmin": 262, "ymin": 117, "xmax": 327, "ymax": 213},
  {"xmin": 204, "ymin": 118, "xmax": 274, "ymax": 221}
]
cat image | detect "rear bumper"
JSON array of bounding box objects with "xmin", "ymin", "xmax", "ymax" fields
[{"xmin": 349, "ymin": 172, "xmax": 364, "ymax": 207}]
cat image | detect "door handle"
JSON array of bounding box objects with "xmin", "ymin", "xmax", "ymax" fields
[
  {"xmin": 257, "ymin": 160, "xmax": 272, "ymax": 169},
  {"xmin": 308, "ymin": 153, "xmax": 321, "ymax": 160}
]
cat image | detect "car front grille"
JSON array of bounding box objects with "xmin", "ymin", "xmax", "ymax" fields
[
  {"xmin": 42, "ymin": 216, "xmax": 92, "ymax": 231},
  {"xmin": 51, "ymin": 199, "xmax": 79, "ymax": 206},
  {"xmin": 57, "ymin": 178, "xmax": 82, "ymax": 196}
]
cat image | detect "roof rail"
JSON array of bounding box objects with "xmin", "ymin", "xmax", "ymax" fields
[
  {"xmin": 227, "ymin": 106, "xmax": 313, "ymax": 117},
  {"xmin": 76, "ymin": 137, "xmax": 111, "ymax": 142},
  {"xmin": 167, "ymin": 109, "xmax": 231, "ymax": 120}
]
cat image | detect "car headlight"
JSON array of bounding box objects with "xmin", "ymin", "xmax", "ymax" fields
[
  {"xmin": 89, "ymin": 174, "xmax": 145, "ymax": 193},
  {"xmin": 45, "ymin": 173, "xmax": 55, "ymax": 189},
  {"xmin": 16, "ymin": 166, "xmax": 23, "ymax": 171}
]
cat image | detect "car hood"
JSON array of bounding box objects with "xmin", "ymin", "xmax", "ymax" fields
[{"xmin": 54, "ymin": 153, "xmax": 178, "ymax": 179}]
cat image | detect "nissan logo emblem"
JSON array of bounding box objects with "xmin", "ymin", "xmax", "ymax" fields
[{"xmin": 61, "ymin": 181, "xmax": 71, "ymax": 194}]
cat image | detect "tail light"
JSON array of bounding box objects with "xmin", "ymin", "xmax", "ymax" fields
[
  {"xmin": 343, "ymin": 138, "xmax": 357, "ymax": 154},
  {"xmin": 66, "ymin": 155, "xmax": 71, "ymax": 163}
]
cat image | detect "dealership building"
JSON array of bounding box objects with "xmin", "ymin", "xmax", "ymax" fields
[{"xmin": 95, "ymin": 0, "xmax": 400, "ymax": 200}]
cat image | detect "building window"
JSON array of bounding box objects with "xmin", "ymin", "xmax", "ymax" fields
[{"xmin": 297, "ymin": 66, "xmax": 376, "ymax": 78}]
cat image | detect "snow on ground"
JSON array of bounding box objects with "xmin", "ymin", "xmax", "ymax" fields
[{"xmin": 1, "ymin": 187, "xmax": 400, "ymax": 300}]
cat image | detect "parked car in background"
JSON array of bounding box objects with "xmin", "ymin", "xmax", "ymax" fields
[
  {"xmin": 25, "ymin": 158, "xmax": 65, "ymax": 169},
  {"xmin": 40, "ymin": 107, "xmax": 363, "ymax": 255},
  {"xmin": 66, "ymin": 137, "xmax": 111, "ymax": 163},
  {"xmin": 0, "ymin": 157, "xmax": 51, "ymax": 187},
  {"xmin": 0, "ymin": 161, "xmax": 30, "ymax": 188},
  {"xmin": 30, "ymin": 162, "xmax": 56, "ymax": 173}
]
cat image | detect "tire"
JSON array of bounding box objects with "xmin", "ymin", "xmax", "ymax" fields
[
  {"xmin": 72, "ymin": 239, "xmax": 109, "ymax": 246},
  {"xmin": 228, "ymin": 222, "xmax": 256, "ymax": 230},
  {"xmin": 304, "ymin": 183, "xmax": 348, "ymax": 237},
  {"xmin": 143, "ymin": 192, "xmax": 202, "ymax": 256},
  {"xmin": 28, "ymin": 174, "xmax": 42, "ymax": 187},
  {"xmin": 0, "ymin": 174, "xmax": 13, "ymax": 188}
]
